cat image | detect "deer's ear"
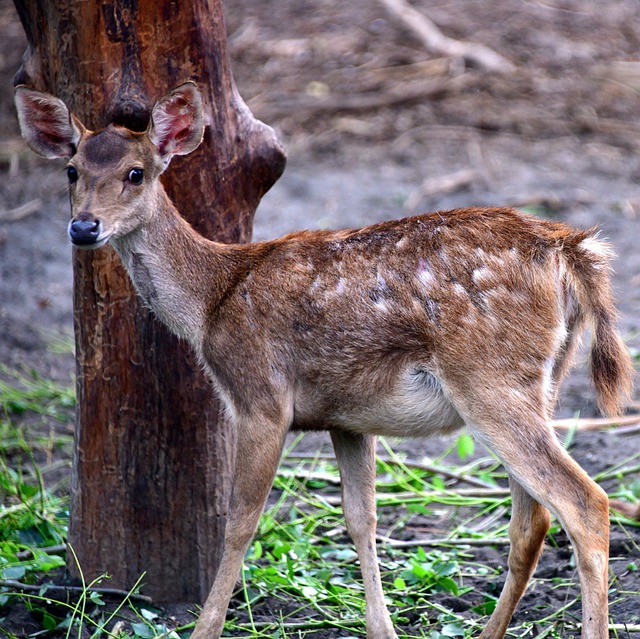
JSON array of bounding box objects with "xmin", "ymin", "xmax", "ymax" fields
[
  {"xmin": 14, "ymin": 86, "xmax": 84, "ymax": 159},
  {"xmin": 148, "ymin": 82, "xmax": 205, "ymax": 160}
]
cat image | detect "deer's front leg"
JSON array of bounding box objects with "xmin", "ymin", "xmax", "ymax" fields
[
  {"xmin": 191, "ymin": 415, "xmax": 287, "ymax": 639},
  {"xmin": 330, "ymin": 430, "xmax": 397, "ymax": 639}
]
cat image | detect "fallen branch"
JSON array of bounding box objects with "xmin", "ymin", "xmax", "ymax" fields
[
  {"xmin": 232, "ymin": 617, "xmax": 364, "ymax": 632},
  {"xmin": 382, "ymin": 457, "xmax": 497, "ymax": 489},
  {"xmin": 278, "ymin": 468, "xmax": 341, "ymax": 485},
  {"xmin": 0, "ymin": 199, "xmax": 41, "ymax": 222},
  {"xmin": 404, "ymin": 168, "xmax": 479, "ymax": 210},
  {"xmin": 609, "ymin": 499, "xmax": 640, "ymax": 521},
  {"xmin": 377, "ymin": 0, "xmax": 515, "ymax": 73},
  {"xmin": 321, "ymin": 486, "xmax": 510, "ymax": 506},
  {"xmin": 0, "ymin": 579, "xmax": 153, "ymax": 603},
  {"xmin": 283, "ymin": 452, "xmax": 497, "ymax": 489},
  {"xmin": 251, "ymin": 74, "xmax": 475, "ymax": 121},
  {"xmin": 377, "ymin": 534, "xmax": 511, "ymax": 548},
  {"xmin": 552, "ymin": 415, "xmax": 640, "ymax": 432},
  {"xmin": 15, "ymin": 544, "xmax": 66, "ymax": 560}
]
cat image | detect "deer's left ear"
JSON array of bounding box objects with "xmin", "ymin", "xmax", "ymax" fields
[
  {"xmin": 14, "ymin": 86, "xmax": 85, "ymax": 159},
  {"xmin": 148, "ymin": 82, "xmax": 205, "ymax": 161}
]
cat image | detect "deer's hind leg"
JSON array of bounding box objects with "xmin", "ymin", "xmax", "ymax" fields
[{"xmin": 463, "ymin": 397, "xmax": 609, "ymax": 639}]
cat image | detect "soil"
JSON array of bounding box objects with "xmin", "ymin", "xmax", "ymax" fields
[{"xmin": 1, "ymin": 0, "xmax": 640, "ymax": 637}]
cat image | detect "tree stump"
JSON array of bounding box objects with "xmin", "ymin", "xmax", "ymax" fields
[{"xmin": 13, "ymin": 0, "xmax": 286, "ymax": 602}]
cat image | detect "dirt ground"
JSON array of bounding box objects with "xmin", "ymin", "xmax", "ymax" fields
[{"xmin": 1, "ymin": 0, "xmax": 640, "ymax": 637}]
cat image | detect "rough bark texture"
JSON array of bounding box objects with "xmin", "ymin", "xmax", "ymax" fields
[{"xmin": 13, "ymin": 0, "xmax": 286, "ymax": 602}]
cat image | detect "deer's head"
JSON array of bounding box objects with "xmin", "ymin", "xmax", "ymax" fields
[{"xmin": 14, "ymin": 83, "xmax": 205, "ymax": 249}]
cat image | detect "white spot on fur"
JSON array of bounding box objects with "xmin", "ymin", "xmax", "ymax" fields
[
  {"xmin": 472, "ymin": 265, "xmax": 494, "ymax": 286},
  {"xmin": 309, "ymin": 276, "xmax": 322, "ymax": 294},
  {"xmin": 474, "ymin": 247, "xmax": 487, "ymax": 259},
  {"xmin": 541, "ymin": 356, "xmax": 555, "ymax": 402},
  {"xmin": 452, "ymin": 282, "xmax": 467, "ymax": 297},
  {"xmin": 416, "ymin": 258, "xmax": 435, "ymax": 287}
]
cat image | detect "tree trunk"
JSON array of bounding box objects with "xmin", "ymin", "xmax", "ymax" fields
[{"xmin": 13, "ymin": 0, "xmax": 286, "ymax": 603}]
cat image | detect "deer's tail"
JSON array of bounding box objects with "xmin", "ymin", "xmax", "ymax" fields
[{"xmin": 564, "ymin": 232, "xmax": 634, "ymax": 417}]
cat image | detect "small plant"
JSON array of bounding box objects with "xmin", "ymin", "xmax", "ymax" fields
[
  {"xmin": 0, "ymin": 365, "xmax": 75, "ymax": 423},
  {"xmin": 392, "ymin": 547, "xmax": 466, "ymax": 597},
  {"xmin": 1, "ymin": 368, "xmax": 639, "ymax": 638}
]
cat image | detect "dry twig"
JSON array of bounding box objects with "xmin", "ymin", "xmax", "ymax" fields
[
  {"xmin": 15, "ymin": 544, "xmax": 66, "ymax": 560},
  {"xmin": 404, "ymin": 168, "xmax": 479, "ymax": 210},
  {"xmin": 0, "ymin": 579, "xmax": 153, "ymax": 603},
  {"xmin": 377, "ymin": 0, "xmax": 515, "ymax": 73},
  {"xmin": 251, "ymin": 74, "xmax": 475, "ymax": 121},
  {"xmin": 609, "ymin": 499, "xmax": 640, "ymax": 521},
  {"xmin": 552, "ymin": 415, "xmax": 640, "ymax": 432},
  {"xmin": 0, "ymin": 199, "xmax": 41, "ymax": 223},
  {"xmin": 377, "ymin": 534, "xmax": 511, "ymax": 548}
]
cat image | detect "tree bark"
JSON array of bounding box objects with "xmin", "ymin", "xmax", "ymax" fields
[{"xmin": 13, "ymin": 0, "xmax": 286, "ymax": 602}]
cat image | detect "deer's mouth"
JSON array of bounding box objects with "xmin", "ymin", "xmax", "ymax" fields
[{"xmin": 68, "ymin": 217, "xmax": 111, "ymax": 249}]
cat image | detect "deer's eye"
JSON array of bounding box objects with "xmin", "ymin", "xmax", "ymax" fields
[
  {"xmin": 67, "ymin": 165, "xmax": 78, "ymax": 184},
  {"xmin": 127, "ymin": 168, "xmax": 144, "ymax": 185}
]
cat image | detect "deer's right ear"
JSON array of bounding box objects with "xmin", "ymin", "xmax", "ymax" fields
[{"xmin": 14, "ymin": 87, "xmax": 84, "ymax": 159}]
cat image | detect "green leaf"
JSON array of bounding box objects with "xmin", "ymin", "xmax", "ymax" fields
[
  {"xmin": 436, "ymin": 576, "xmax": 459, "ymax": 595},
  {"xmin": 2, "ymin": 565, "xmax": 26, "ymax": 580},
  {"xmin": 131, "ymin": 622, "xmax": 155, "ymax": 638},
  {"xmin": 407, "ymin": 503, "xmax": 431, "ymax": 516},
  {"xmin": 472, "ymin": 597, "xmax": 497, "ymax": 615},
  {"xmin": 394, "ymin": 577, "xmax": 407, "ymax": 590},
  {"xmin": 440, "ymin": 622, "xmax": 465, "ymax": 637},
  {"xmin": 41, "ymin": 612, "xmax": 59, "ymax": 630},
  {"xmin": 251, "ymin": 540, "xmax": 263, "ymax": 560},
  {"xmin": 411, "ymin": 563, "xmax": 429, "ymax": 579},
  {"xmin": 456, "ymin": 434, "xmax": 475, "ymax": 460}
]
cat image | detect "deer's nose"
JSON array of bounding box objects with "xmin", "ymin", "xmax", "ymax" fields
[{"xmin": 69, "ymin": 217, "xmax": 101, "ymax": 246}]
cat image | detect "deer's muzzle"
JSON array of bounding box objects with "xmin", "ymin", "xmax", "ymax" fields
[{"xmin": 68, "ymin": 216, "xmax": 108, "ymax": 249}]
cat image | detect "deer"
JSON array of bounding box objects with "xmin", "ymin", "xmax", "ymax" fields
[{"xmin": 15, "ymin": 82, "xmax": 633, "ymax": 639}]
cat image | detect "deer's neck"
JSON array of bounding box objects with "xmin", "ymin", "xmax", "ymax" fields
[{"xmin": 111, "ymin": 191, "xmax": 238, "ymax": 351}]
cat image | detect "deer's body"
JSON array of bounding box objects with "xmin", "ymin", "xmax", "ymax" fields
[
  {"xmin": 118, "ymin": 196, "xmax": 609, "ymax": 442},
  {"xmin": 16, "ymin": 83, "xmax": 633, "ymax": 639}
]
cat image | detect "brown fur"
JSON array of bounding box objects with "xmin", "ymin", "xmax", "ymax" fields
[{"xmin": 15, "ymin": 83, "xmax": 634, "ymax": 639}]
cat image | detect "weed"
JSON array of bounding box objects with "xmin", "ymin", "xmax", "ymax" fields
[
  {"xmin": 1, "ymin": 367, "xmax": 639, "ymax": 638},
  {"xmin": 0, "ymin": 365, "xmax": 75, "ymax": 423}
]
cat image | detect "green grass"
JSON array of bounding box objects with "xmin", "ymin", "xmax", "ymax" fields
[
  {"xmin": 0, "ymin": 365, "xmax": 75, "ymax": 425},
  {"xmin": 1, "ymin": 368, "xmax": 639, "ymax": 638}
]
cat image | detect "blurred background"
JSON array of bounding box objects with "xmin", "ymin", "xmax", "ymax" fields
[{"xmin": 1, "ymin": 0, "xmax": 639, "ymax": 412}]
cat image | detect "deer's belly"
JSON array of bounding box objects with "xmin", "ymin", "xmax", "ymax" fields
[{"xmin": 295, "ymin": 365, "xmax": 465, "ymax": 437}]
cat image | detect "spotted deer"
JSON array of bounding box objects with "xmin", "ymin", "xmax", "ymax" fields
[{"xmin": 15, "ymin": 83, "xmax": 633, "ymax": 639}]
